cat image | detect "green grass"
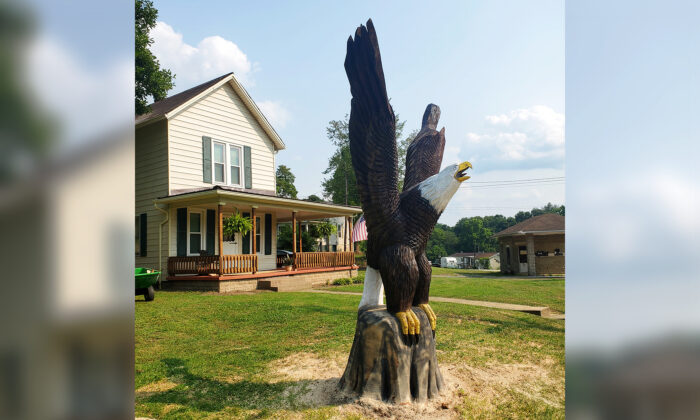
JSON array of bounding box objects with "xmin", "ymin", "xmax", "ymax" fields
[
  {"xmin": 136, "ymin": 291, "xmax": 564, "ymax": 419},
  {"xmin": 328, "ymin": 269, "xmax": 565, "ymax": 313}
]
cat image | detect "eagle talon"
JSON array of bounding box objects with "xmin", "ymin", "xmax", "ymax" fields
[
  {"xmin": 395, "ymin": 309, "xmax": 420, "ymax": 337},
  {"xmin": 418, "ymin": 303, "xmax": 437, "ymax": 331}
]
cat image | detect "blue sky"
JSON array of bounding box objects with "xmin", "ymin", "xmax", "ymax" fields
[{"xmin": 152, "ymin": 0, "xmax": 565, "ymax": 225}]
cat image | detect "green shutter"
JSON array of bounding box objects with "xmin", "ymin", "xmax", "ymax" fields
[
  {"xmin": 264, "ymin": 213, "xmax": 272, "ymax": 255},
  {"xmin": 202, "ymin": 136, "xmax": 212, "ymax": 183},
  {"xmin": 243, "ymin": 146, "xmax": 252, "ymax": 189},
  {"xmin": 140, "ymin": 213, "xmax": 147, "ymax": 257},
  {"xmin": 176, "ymin": 208, "xmax": 187, "ymax": 256},
  {"xmin": 206, "ymin": 209, "xmax": 215, "ymax": 254},
  {"xmin": 242, "ymin": 212, "xmax": 251, "ymax": 254}
]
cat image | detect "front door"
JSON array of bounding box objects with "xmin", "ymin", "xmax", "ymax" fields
[
  {"xmin": 518, "ymin": 245, "xmax": 528, "ymax": 274},
  {"xmin": 222, "ymin": 233, "xmax": 241, "ymax": 255}
]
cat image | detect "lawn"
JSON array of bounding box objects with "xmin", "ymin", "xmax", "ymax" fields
[
  {"xmin": 328, "ymin": 269, "xmax": 566, "ymax": 313},
  {"xmin": 136, "ymin": 291, "xmax": 564, "ymax": 419}
]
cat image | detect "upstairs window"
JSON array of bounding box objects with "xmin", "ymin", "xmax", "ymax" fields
[
  {"xmin": 213, "ymin": 142, "xmax": 225, "ymax": 183},
  {"xmin": 230, "ymin": 145, "xmax": 241, "ymax": 185},
  {"xmin": 210, "ymin": 140, "xmax": 243, "ymax": 187}
]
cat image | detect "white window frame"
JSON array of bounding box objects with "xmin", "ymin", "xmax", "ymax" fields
[
  {"xmin": 187, "ymin": 210, "xmax": 205, "ymax": 256},
  {"xmin": 255, "ymin": 216, "xmax": 262, "ymax": 254},
  {"xmin": 210, "ymin": 139, "xmax": 244, "ymax": 188},
  {"xmin": 212, "ymin": 141, "xmax": 227, "ymax": 185},
  {"xmin": 229, "ymin": 144, "xmax": 243, "ymax": 187}
]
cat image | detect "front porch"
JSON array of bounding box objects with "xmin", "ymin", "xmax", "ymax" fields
[
  {"xmin": 153, "ymin": 186, "xmax": 362, "ymax": 291},
  {"xmin": 164, "ymin": 256, "xmax": 358, "ymax": 293}
]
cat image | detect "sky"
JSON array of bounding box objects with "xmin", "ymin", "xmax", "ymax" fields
[
  {"xmin": 17, "ymin": 0, "xmax": 700, "ymax": 353},
  {"xmin": 149, "ymin": 0, "xmax": 565, "ymax": 225}
]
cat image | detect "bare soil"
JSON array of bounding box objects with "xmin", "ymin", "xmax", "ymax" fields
[{"xmin": 267, "ymin": 351, "xmax": 562, "ymax": 419}]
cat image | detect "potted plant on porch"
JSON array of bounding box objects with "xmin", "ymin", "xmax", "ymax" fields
[{"xmin": 281, "ymin": 256, "xmax": 293, "ymax": 271}]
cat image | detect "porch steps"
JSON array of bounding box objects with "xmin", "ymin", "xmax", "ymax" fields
[{"xmin": 258, "ymin": 276, "xmax": 316, "ymax": 292}]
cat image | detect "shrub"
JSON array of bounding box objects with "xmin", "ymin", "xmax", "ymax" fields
[
  {"xmin": 332, "ymin": 278, "xmax": 353, "ymax": 286},
  {"xmin": 478, "ymin": 257, "xmax": 490, "ymax": 269}
]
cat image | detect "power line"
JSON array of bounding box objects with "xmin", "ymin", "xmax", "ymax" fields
[{"xmin": 466, "ymin": 176, "xmax": 565, "ymax": 184}]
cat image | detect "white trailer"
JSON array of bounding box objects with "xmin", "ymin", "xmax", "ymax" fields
[{"xmin": 440, "ymin": 257, "xmax": 458, "ymax": 269}]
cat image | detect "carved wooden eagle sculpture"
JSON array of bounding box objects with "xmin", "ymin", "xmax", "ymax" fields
[{"xmin": 345, "ymin": 19, "xmax": 472, "ymax": 338}]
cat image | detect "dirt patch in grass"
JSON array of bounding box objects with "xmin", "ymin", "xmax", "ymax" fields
[
  {"xmin": 135, "ymin": 379, "xmax": 179, "ymax": 398},
  {"xmin": 266, "ymin": 352, "xmax": 562, "ymax": 419}
]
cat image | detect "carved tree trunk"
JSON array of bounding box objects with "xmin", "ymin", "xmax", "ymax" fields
[{"xmin": 338, "ymin": 305, "xmax": 445, "ymax": 403}]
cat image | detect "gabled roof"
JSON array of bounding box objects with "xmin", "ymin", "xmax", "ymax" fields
[
  {"xmin": 135, "ymin": 72, "xmax": 286, "ymax": 150},
  {"xmin": 493, "ymin": 213, "xmax": 565, "ymax": 237}
]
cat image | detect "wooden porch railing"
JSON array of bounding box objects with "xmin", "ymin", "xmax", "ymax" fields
[
  {"xmin": 295, "ymin": 251, "xmax": 355, "ymax": 269},
  {"xmin": 221, "ymin": 254, "xmax": 258, "ymax": 274},
  {"xmin": 167, "ymin": 255, "xmax": 258, "ymax": 276}
]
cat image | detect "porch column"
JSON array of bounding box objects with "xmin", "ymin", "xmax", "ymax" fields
[
  {"xmin": 251, "ymin": 206, "xmax": 257, "ymax": 273},
  {"xmin": 218, "ymin": 203, "xmax": 224, "ymax": 275},
  {"xmin": 292, "ymin": 211, "xmax": 297, "ymax": 269},
  {"xmin": 349, "ymin": 216, "xmax": 354, "ymax": 252},
  {"xmin": 299, "ymin": 221, "xmax": 303, "ymax": 253},
  {"xmin": 526, "ymin": 234, "xmax": 536, "ymax": 276}
]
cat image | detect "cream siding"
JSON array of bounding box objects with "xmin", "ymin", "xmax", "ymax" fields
[
  {"xmin": 168, "ymin": 82, "xmax": 276, "ymax": 192},
  {"xmin": 135, "ymin": 120, "xmax": 170, "ymax": 272}
]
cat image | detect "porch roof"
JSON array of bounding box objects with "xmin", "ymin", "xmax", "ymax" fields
[{"xmin": 154, "ymin": 185, "xmax": 361, "ymax": 221}]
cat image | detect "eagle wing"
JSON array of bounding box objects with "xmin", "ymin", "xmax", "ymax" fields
[
  {"xmin": 402, "ymin": 104, "xmax": 446, "ymax": 192},
  {"xmin": 345, "ymin": 20, "xmax": 399, "ymax": 230}
]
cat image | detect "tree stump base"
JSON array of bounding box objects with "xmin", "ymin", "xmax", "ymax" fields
[{"xmin": 338, "ymin": 305, "xmax": 445, "ymax": 403}]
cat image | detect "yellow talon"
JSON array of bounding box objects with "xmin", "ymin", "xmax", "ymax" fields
[
  {"xmin": 409, "ymin": 309, "xmax": 420, "ymax": 335},
  {"xmin": 419, "ymin": 303, "xmax": 437, "ymax": 330},
  {"xmin": 395, "ymin": 309, "xmax": 420, "ymax": 336}
]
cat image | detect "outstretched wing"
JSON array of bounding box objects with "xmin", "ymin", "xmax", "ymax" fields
[
  {"xmin": 403, "ymin": 104, "xmax": 446, "ymax": 192},
  {"xmin": 345, "ymin": 19, "xmax": 399, "ymax": 230}
]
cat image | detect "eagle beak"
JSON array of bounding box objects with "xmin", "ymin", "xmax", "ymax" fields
[{"xmin": 454, "ymin": 161, "xmax": 472, "ymax": 182}]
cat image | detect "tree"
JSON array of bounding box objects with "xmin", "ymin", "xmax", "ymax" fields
[
  {"xmin": 135, "ymin": 0, "xmax": 175, "ymax": 115},
  {"xmin": 427, "ymin": 225, "xmax": 458, "ymax": 258},
  {"xmin": 322, "ymin": 114, "xmax": 412, "ymax": 204},
  {"xmin": 277, "ymin": 224, "xmax": 316, "ymax": 252},
  {"xmin": 305, "ymin": 194, "xmax": 323, "ymax": 202},
  {"xmin": 275, "ymin": 165, "xmax": 298, "ymax": 199}
]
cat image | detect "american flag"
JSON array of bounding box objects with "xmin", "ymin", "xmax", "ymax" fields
[{"xmin": 352, "ymin": 214, "xmax": 368, "ymax": 242}]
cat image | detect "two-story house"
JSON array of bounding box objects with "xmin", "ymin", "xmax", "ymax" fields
[{"xmin": 136, "ymin": 73, "xmax": 361, "ymax": 292}]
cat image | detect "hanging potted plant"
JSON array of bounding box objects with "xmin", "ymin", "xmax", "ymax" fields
[{"xmin": 222, "ymin": 211, "xmax": 252, "ymax": 242}]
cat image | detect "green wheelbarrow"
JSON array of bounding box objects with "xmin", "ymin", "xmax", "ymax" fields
[{"xmin": 135, "ymin": 268, "xmax": 160, "ymax": 301}]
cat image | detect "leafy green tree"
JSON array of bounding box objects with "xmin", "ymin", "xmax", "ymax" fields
[
  {"xmin": 277, "ymin": 224, "xmax": 316, "ymax": 252},
  {"xmin": 321, "ymin": 114, "xmax": 413, "ymax": 204},
  {"xmin": 427, "ymin": 225, "xmax": 458, "ymax": 257},
  {"xmin": 275, "ymin": 165, "xmax": 298, "ymax": 198},
  {"xmin": 305, "ymin": 194, "xmax": 323, "ymax": 202},
  {"xmin": 426, "ymin": 244, "xmax": 447, "ymax": 261},
  {"xmin": 135, "ymin": 0, "xmax": 174, "ymax": 115}
]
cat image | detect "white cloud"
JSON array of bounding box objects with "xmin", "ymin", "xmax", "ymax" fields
[
  {"xmin": 257, "ymin": 100, "xmax": 291, "ymax": 129},
  {"xmin": 25, "ymin": 35, "xmax": 133, "ymax": 146},
  {"xmin": 151, "ymin": 21, "xmax": 255, "ymax": 90},
  {"xmin": 462, "ymin": 105, "xmax": 564, "ymax": 172}
]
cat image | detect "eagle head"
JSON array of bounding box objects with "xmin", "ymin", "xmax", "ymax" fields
[{"xmin": 418, "ymin": 161, "xmax": 472, "ymax": 213}]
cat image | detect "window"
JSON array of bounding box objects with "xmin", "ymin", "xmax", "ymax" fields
[
  {"xmin": 213, "ymin": 142, "xmax": 225, "ymax": 183},
  {"xmin": 255, "ymin": 217, "xmax": 261, "ymax": 253},
  {"xmin": 230, "ymin": 145, "xmax": 241, "ymax": 185},
  {"xmin": 189, "ymin": 212, "xmax": 202, "ymax": 254},
  {"xmin": 332, "ymin": 244, "xmax": 337, "ymax": 252},
  {"xmin": 210, "ymin": 139, "xmax": 243, "ymax": 187},
  {"xmin": 135, "ymin": 216, "xmax": 141, "ymax": 256}
]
